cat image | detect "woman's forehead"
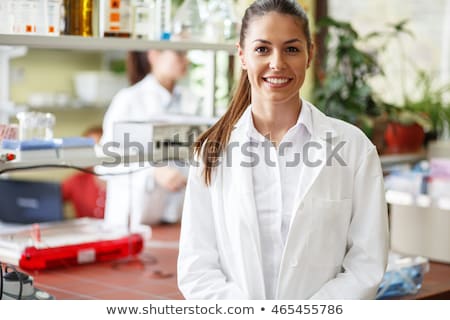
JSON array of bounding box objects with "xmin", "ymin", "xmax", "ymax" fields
[{"xmin": 245, "ymin": 12, "xmax": 305, "ymax": 42}]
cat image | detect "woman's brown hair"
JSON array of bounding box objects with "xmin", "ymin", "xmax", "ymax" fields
[
  {"xmin": 126, "ymin": 51, "xmax": 151, "ymax": 85},
  {"xmin": 195, "ymin": 0, "xmax": 312, "ymax": 185}
]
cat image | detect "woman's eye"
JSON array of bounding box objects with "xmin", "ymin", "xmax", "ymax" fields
[
  {"xmin": 255, "ymin": 47, "xmax": 269, "ymax": 54},
  {"xmin": 286, "ymin": 47, "xmax": 300, "ymax": 53}
]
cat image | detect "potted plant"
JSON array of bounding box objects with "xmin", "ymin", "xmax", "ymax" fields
[
  {"xmin": 313, "ymin": 17, "xmax": 384, "ymax": 149},
  {"xmin": 383, "ymin": 69, "xmax": 450, "ymax": 152}
]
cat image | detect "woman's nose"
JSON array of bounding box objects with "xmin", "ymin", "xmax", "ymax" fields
[{"xmin": 269, "ymin": 52, "xmax": 286, "ymax": 70}]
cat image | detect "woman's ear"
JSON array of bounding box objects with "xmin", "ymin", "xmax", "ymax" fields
[{"xmin": 237, "ymin": 43, "xmax": 247, "ymax": 70}]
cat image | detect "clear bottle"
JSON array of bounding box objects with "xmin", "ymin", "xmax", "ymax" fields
[
  {"xmin": 16, "ymin": 112, "xmax": 55, "ymax": 140},
  {"xmin": 204, "ymin": 0, "xmax": 239, "ymax": 43},
  {"xmin": 35, "ymin": 0, "xmax": 62, "ymax": 36},
  {"xmin": 172, "ymin": 0, "xmax": 203, "ymax": 41},
  {"xmin": 103, "ymin": 0, "xmax": 132, "ymax": 37},
  {"xmin": 131, "ymin": 0, "xmax": 154, "ymax": 39},
  {"xmin": 12, "ymin": 0, "xmax": 38, "ymax": 34},
  {"xmin": 47, "ymin": 0, "xmax": 62, "ymax": 35}
]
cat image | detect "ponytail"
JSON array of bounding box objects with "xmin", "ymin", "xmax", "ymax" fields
[{"xmin": 195, "ymin": 71, "xmax": 251, "ymax": 185}]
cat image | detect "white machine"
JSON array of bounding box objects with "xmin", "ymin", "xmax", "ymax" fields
[{"xmin": 112, "ymin": 118, "xmax": 213, "ymax": 163}]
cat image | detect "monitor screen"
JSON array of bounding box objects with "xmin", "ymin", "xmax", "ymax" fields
[{"xmin": 0, "ymin": 179, "xmax": 63, "ymax": 224}]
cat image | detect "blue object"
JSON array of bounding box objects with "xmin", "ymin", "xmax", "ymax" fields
[
  {"xmin": 376, "ymin": 264, "xmax": 426, "ymax": 299},
  {"xmin": 160, "ymin": 32, "xmax": 171, "ymax": 40},
  {"xmin": 60, "ymin": 137, "xmax": 95, "ymax": 148},
  {"xmin": 2, "ymin": 139, "xmax": 57, "ymax": 150},
  {"xmin": 0, "ymin": 179, "xmax": 63, "ymax": 224}
]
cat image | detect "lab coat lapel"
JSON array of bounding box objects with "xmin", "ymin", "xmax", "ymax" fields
[
  {"xmin": 291, "ymin": 105, "xmax": 338, "ymax": 221},
  {"xmin": 234, "ymin": 127, "xmax": 263, "ymax": 261},
  {"xmin": 226, "ymin": 124, "xmax": 266, "ymax": 296},
  {"xmin": 276, "ymin": 106, "xmax": 338, "ymax": 297}
]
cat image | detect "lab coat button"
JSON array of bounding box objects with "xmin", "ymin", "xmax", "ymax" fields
[{"xmin": 299, "ymin": 203, "xmax": 304, "ymax": 210}]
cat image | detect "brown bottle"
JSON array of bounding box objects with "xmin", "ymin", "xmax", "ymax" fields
[{"xmin": 64, "ymin": 0, "xmax": 93, "ymax": 36}]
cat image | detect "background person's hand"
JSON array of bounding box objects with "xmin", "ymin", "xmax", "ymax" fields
[{"xmin": 154, "ymin": 166, "xmax": 187, "ymax": 192}]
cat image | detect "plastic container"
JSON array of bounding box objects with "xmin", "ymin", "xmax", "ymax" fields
[
  {"xmin": 103, "ymin": 0, "xmax": 132, "ymax": 37},
  {"xmin": 12, "ymin": 0, "xmax": 39, "ymax": 34},
  {"xmin": 131, "ymin": 0, "xmax": 155, "ymax": 39},
  {"xmin": 46, "ymin": 0, "xmax": 62, "ymax": 35},
  {"xmin": 154, "ymin": 0, "xmax": 171, "ymax": 40},
  {"xmin": 376, "ymin": 252, "xmax": 429, "ymax": 299}
]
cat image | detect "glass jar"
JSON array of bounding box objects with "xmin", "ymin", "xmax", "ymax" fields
[{"xmin": 16, "ymin": 112, "xmax": 55, "ymax": 140}]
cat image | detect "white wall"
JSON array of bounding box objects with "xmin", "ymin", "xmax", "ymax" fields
[{"xmin": 329, "ymin": 0, "xmax": 449, "ymax": 105}]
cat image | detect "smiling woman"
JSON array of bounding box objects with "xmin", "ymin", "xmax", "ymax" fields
[
  {"xmin": 238, "ymin": 11, "xmax": 313, "ymax": 144},
  {"xmin": 177, "ymin": 0, "xmax": 389, "ymax": 300}
]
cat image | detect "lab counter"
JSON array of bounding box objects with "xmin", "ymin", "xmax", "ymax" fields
[
  {"xmin": 3, "ymin": 223, "xmax": 450, "ymax": 300},
  {"xmin": 392, "ymin": 261, "xmax": 450, "ymax": 300}
]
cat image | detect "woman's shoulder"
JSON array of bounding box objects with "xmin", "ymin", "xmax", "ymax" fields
[
  {"xmin": 307, "ymin": 102, "xmax": 375, "ymax": 157},
  {"xmin": 308, "ymin": 103, "xmax": 371, "ymax": 143}
]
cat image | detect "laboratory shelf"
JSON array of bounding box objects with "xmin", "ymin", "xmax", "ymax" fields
[
  {"xmin": 0, "ymin": 34, "xmax": 236, "ymax": 53},
  {"xmin": 385, "ymin": 189, "xmax": 450, "ymax": 210},
  {"xmin": 380, "ymin": 150, "xmax": 427, "ymax": 167}
]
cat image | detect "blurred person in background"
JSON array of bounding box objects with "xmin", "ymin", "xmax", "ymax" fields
[{"xmin": 101, "ymin": 50, "xmax": 201, "ymax": 227}]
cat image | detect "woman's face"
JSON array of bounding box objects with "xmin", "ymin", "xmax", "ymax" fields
[
  {"xmin": 238, "ymin": 12, "xmax": 312, "ymax": 106},
  {"xmin": 150, "ymin": 50, "xmax": 189, "ymax": 81}
]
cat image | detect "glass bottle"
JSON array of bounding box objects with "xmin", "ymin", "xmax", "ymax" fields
[
  {"xmin": 204, "ymin": 0, "xmax": 239, "ymax": 43},
  {"xmin": 172, "ymin": 0, "xmax": 203, "ymax": 41},
  {"xmin": 64, "ymin": 0, "xmax": 93, "ymax": 36}
]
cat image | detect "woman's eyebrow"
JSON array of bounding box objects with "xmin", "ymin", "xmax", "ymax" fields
[{"xmin": 251, "ymin": 38, "xmax": 303, "ymax": 44}]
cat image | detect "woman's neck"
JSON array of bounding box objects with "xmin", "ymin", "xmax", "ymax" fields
[
  {"xmin": 153, "ymin": 73, "xmax": 176, "ymax": 93},
  {"xmin": 251, "ymin": 97, "xmax": 302, "ymax": 146}
]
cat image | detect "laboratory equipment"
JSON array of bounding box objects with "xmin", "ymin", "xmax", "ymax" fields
[
  {"xmin": 1, "ymin": 265, "xmax": 54, "ymax": 300},
  {"xmin": 0, "ymin": 218, "xmax": 150, "ymax": 270},
  {"xmin": 112, "ymin": 118, "xmax": 213, "ymax": 162}
]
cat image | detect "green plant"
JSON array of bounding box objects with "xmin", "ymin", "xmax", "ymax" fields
[
  {"xmin": 313, "ymin": 17, "xmax": 382, "ymax": 137},
  {"xmin": 384, "ymin": 69, "xmax": 450, "ymax": 136},
  {"xmin": 375, "ymin": 21, "xmax": 450, "ymax": 138}
]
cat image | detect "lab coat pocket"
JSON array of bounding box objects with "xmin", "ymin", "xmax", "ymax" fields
[{"xmin": 310, "ymin": 197, "xmax": 352, "ymax": 267}]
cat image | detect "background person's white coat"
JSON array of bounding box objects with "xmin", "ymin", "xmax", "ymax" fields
[
  {"xmin": 101, "ymin": 75, "xmax": 199, "ymax": 227},
  {"xmin": 178, "ymin": 101, "xmax": 389, "ymax": 299}
]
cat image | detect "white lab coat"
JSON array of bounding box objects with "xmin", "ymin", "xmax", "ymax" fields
[
  {"xmin": 101, "ymin": 75, "xmax": 199, "ymax": 227},
  {"xmin": 178, "ymin": 101, "xmax": 389, "ymax": 299}
]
